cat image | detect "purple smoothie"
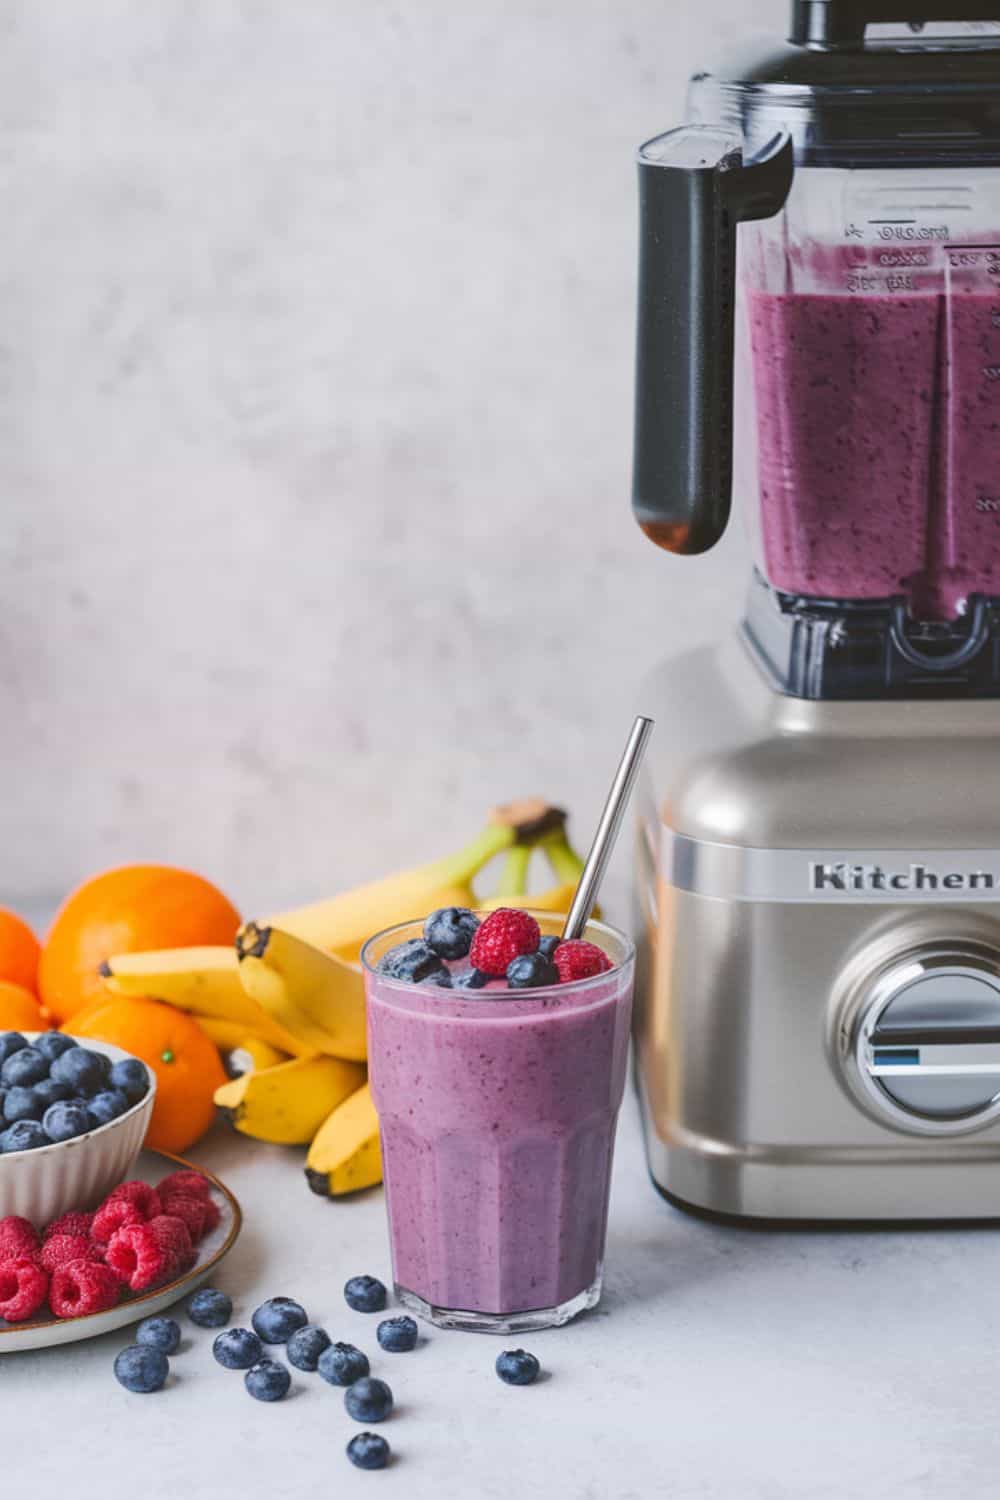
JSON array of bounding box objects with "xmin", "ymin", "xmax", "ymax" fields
[{"xmin": 364, "ymin": 927, "xmax": 633, "ymax": 1326}]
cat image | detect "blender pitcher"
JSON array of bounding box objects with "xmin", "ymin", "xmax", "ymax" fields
[{"xmin": 633, "ymin": 2, "xmax": 1000, "ymax": 687}]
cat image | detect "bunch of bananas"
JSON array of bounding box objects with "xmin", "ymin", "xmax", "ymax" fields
[{"xmin": 99, "ymin": 801, "xmax": 587, "ymax": 1196}]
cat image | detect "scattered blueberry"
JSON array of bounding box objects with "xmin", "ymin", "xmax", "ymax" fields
[
  {"xmin": 110, "ymin": 1057, "xmax": 149, "ymax": 1103},
  {"xmin": 34, "ymin": 1032, "xmax": 78, "ymax": 1063},
  {"xmin": 0, "ymin": 1033, "xmax": 27, "ymax": 1066},
  {"xmin": 245, "ymin": 1359, "xmax": 291, "ymax": 1402},
  {"xmin": 376, "ymin": 1316, "xmax": 418, "ymax": 1353},
  {"xmin": 377, "ymin": 939, "xmax": 449, "ymax": 984},
  {"xmin": 287, "ymin": 1324, "xmax": 332, "ymax": 1371},
  {"xmin": 51, "ymin": 1047, "xmax": 109, "ymax": 1097},
  {"xmin": 495, "ymin": 1348, "xmax": 540, "ymax": 1385},
  {"xmin": 347, "ymin": 1432, "xmax": 391, "ymax": 1471},
  {"xmin": 455, "ymin": 968, "xmax": 489, "ymax": 990},
  {"xmin": 1, "ymin": 1119, "xmax": 48, "ymax": 1152},
  {"xmin": 136, "ymin": 1317, "xmax": 181, "ymax": 1354},
  {"xmin": 538, "ymin": 935, "xmax": 561, "ymax": 959},
  {"xmin": 214, "ymin": 1328, "xmax": 264, "ymax": 1370},
  {"xmin": 344, "ymin": 1376, "xmax": 394, "ymax": 1423},
  {"xmin": 42, "ymin": 1099, "xmax": 92, "ymax": 1143},
  {"xmin": 187, "ymin": 1287, "xmax": 233, "ymax": 1328},
  {"xmin": 506, "ymin": 953, "xmax": 559, "ymax": 989},
  {"xmin": 86, "ymin": 1088, "xmax": 129, "ymax": 1129},
  {"xmin": 4, "ymin": 1086, "xmax": 43, "ymax": 1124},
  {"xmin": 114, "ymin": 1344, "xmax": 169, "ymax": 1393},
  {"xmin": 251, "ymin": 1296, "xmax": 308, "ymax": 1344},
  {"xmin": 344, "ymin": 1275, "xmax": 387, "ymax": 1313},
  {"xmin": 318, "ymin": 1341, "xmax": 370, "ymax": 1387},
  {"xmin": 424, "ymin": 907, "xmax": 480, "ymax": 960},
  {"xmin": 1, "ymin": 1047, "xmax": 48, "ymax": 1088},
  {"xmin": 33, "ymin": 1077, "xmax": 71, "ymax": 1110}
]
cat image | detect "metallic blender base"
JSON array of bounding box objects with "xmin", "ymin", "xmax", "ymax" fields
[
  {"xmin": 634, "ymin": 636, "xmax": 1000, "ymax": 1222},
  {"xmin": 395, "ymin": 1272, "xmax": 603, "ymax": 1334}
]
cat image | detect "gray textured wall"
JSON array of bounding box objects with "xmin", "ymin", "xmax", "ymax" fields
[{"xmin": 0, "ymin": 0, "xmax": 783, "ymax": 917}]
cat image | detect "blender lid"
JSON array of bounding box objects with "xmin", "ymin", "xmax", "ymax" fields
[{"xmin": 694, "ymin": 3, "xmax": 1000, "ymax": 165}]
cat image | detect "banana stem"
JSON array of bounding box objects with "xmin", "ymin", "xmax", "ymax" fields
[
  {"xmin": 495, "ymin": 845, "xmax": 532, "ymax": 899},
  {"xmin": 437, "ymin": 820, "xmax": 518, "ymax": 886}
]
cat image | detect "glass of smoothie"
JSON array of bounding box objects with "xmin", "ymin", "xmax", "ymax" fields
[{"xmin": 362, "ymin": 912, "xmax": 635, "ymax": 1333}]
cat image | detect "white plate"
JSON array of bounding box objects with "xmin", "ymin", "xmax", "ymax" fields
[{"xmin": 0, "ymin": 1149, "xmax": 242, "ymax": 1352}]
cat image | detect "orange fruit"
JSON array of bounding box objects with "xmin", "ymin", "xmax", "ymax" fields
[
  {"xmin": 66, "ymin": 997, "xmax": 226, "ymax": 1153},
  {"xmin": 39, "ymin": 865, "xmax": 241, "ymax": 1024},
  {"xmin": 0, "ymin": 908, "xmax": 41, "ymax": 994},
  {"xmin": 0, "ymin": 981, "xmax": 45, "ymax": 1031}
]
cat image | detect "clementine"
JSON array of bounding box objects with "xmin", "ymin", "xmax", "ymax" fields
[
  {"xmin": 0, "ymin": 908, "xmax": 41, "ymax": 994},
  {"xmin": 0, "ymin": 981, "xmax": 45, "ymax": 1031},
  {"xmin": 39, "ymin": 865, "xmax": 241, "ymax": 1023},
  {"xmin": 66, "ymin": 997, "xmax": 226, "ymax": 1153}
]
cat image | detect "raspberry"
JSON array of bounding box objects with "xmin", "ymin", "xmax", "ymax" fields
[
  {"xmin": 160, "ymin": 1192, "xmax": 219, "ymax": 1243},
  {"xmin": 49, "ymin": 1259, "xmax": 119, "ymax": 1318},
  {"xmin": 469, "ymin": 909, "xmax": 540, "ymax": 977},
  {"xmin": 39, "ymin": 1234, "xmax": 104, "ymax": 1275},
  {"xmin": 105, "ymin": 1223, "xmax": 175, "ymax": 1292},
  {"xmin": 43, "ymin": 1211, "xmax": 93, "ymax": 1241},
  {"xmin": 107, "ymin": 1181, "xmax": 162, "ymax": 1220},
  {"xmin": 0, "ymin": 1258, "xmax": 49, "ymax": 1321},
  {"xmin": 552, "ymin": 940, "xmax": 613, "ymax": 983},
  {"xmin": 147, "ymin": 1215, "xmax": 194, "ymax": 1274},
  {"xmin": 0, "ymin": 1216, "xmax": 40, "ymax": 1262},
  {"xmin": 157, "ymin": 1170, "xmax": 211, "ymax": 1201},
  {"xmin": 91, "ymin": 1198, "xmax": 144, "ymax": 1246}
]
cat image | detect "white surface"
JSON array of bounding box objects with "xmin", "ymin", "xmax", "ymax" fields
[
  {"xmin": 0, "ymin": 0, "xmax": 782, "ymax": 918},
  {"xmin": 4, "ymin": 1094, "xmax": 999, "ymax": 1499}
]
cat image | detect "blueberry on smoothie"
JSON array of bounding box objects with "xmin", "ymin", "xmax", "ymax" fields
[
  {"xmin": 424, "ymin": 907, "xmax": 480, "ymax": 960},
  {"xmin": 377, "ymin": 940, "xmax": 448, "ymax": 985},
  {"xmin": 538, "ymin": 935, "xmax": 561, "ymax": 959},
  {"xmin": 455, "ymin": 968, "xmax": 489, "ymax": 990},
  {"xmin": 506, "ymin": 953, "xmax": 559, "ymax": 989},
  {"xmin": 496, "ymin": 1348, "xmax": 540, "ymax": 1385}
]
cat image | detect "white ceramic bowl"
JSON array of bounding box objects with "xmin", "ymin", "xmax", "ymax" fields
[{"xmin": 0, "ymin": 1036, "xmax": 156, "ymax": 1226}]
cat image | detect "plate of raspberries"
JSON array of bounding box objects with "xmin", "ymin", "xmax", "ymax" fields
[{"xmin": 0, "ymin": 1152, "xmax": 241, "ymax": 1350}]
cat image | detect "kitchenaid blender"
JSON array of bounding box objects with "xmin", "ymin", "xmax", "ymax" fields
[{"xmin": 632, "ymin": 2, "xmax": 1000, "ymax": 1220}]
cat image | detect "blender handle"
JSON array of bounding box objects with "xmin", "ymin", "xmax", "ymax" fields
[
  {"xmin": 632, "ymin": 127, "xmax": 793, "ymax": 555},
  {"xmin": 792, "ymin": 1, "xmax": 1000, "ymax": 46}
]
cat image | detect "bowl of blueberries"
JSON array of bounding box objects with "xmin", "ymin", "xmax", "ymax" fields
[{"xmin": 0, "ymin": 1031, "xmax": 156, "ymax": 1225}]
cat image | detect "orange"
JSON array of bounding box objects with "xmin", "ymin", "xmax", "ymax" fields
[
  {"xmin": 0, "ymin": 908, "xmax": 41, "ymax": 994},
  {"xmin": 66, "ymin": 997, "xmax": 226, "ymax": 1153},
  {"xmin": 39, "ymin": 865, "xmax": 241, "ymax": 1023},
  {"xmin": 0, "ymin": 981, "xmax": 45, "ymax": 1031}
]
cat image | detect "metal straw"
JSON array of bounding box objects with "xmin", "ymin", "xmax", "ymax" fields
[{"xmin": 561, "ymin": 715, "xmax": 655, "ymax": 942}]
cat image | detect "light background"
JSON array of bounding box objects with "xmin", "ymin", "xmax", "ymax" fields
[{"xmin": 0, "ymin": 0, "xmax": 783, "ymax": 919}]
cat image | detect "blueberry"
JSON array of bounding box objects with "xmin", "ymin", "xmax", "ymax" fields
[
  {"xmin": 455, "ymin": 968, "xmax": 489, "ymax": 989},
  {"xmin": 42, "ymin": 1099, "xmax": 92, "ymax": 1143},
  {"xmin": 136, "ymin": 1317, "xmax": 181, "ymax": 1354},
  {"xmin": 318, "ymin": 1341, "xmax": 370, "ymax": 1387},
  {"xmin": 86, "ymin": 1088, "xmax": 129, "ymax": 1128},
  {"xmin": 34, "ymin": 1032, "xmax": 78, "ymax": 1063},
  {"xmin": 251, "ymin": 1296, "xmax": 308, "ymax": 1344},
  {"xmin": 0, "ymin": 1033, "xmax": 28, "ymax": 1066},
  {"xmin": 346, "ymin": 1432, "xmax": 391, "ymax": 1471},
  {"xmin": 51, "ymin": 1047, "xmax": 109, "ymax": 1097},
  {"xmin": 344, "ymin": 1376, "xmax": 393, "ymax": 1423},
  {"xmin": 506, "ymin": 953, "xmax": 559, "ymax": 989},
  {"xmin": 1, "ymin": 1047, "xmax": 49, "ymax": 1088},
  {"xmin": 187, "ymin": 1287, "xmax": 232, "ymax": 1328},
  {"xmin": 421, "ymin": 971, "xmax": 452, "ymax": 989},
  {"xmin": 214, "ymin": 1328, "xmax": 263, "ymax": 1370},
  {"xmin": 377, "ymin": 939, "xmax": 449, "ymax": 985},
  {"xmin": 4, "ymin": 1086, "xmax": 43, "ymax": 1123},
  {"xmin": 110, "ymin": 1057, "xmax": 149, "ymax": 1104},
  {"xmin": 1, "ymin": 1119, "xmax": 48, "ymax": 1152},
  {"xmin": 344, "ymin": 1274, "xmax": 387, "ymax": 1313},
  {"xmin": 33, "ymin": 1077, "xmax": 71, "ymax": 1110},
  {"xmin": 424, "ymin": 907, "xmax": 480, "ymax": 960},
  {"xmin": 538, "ymin": 935, "xmax": 561, "ymax": 959},
  {"xmin": 287, "ymin": 1324, "xmax": 331, "ymax": 1371},
  {"xmin": 495, "ymin": 1348, "xmax": 540, "ymax": 1385},
  {"xmin": 245, "ymin": 1359, "xmax": 291, "ymax": 1402},
  {"xmin": 114, "ymin": 1344, "xmax": 169, "ymax": 1393},
  {"xmin": 376, "ymin": 1316, "xmax": 418, "ymax": 1353}
]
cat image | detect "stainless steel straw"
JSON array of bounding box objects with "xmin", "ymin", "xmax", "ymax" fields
[{"xmin": 561, "ymin": 715, "xmax": 655, "ymax": 942}]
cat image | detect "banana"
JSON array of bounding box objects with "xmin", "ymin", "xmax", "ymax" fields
[
  {"xmin": 236, "ymin": 922, "xmax": 367, "ymax": 1061},
  {"xmin": 196, "ymin": 1017, "xmax": 258, "ymax": 1051},
  {"xmin": 481, "ymin": 832, "xmax": 599, "ymax": 918},
  {"xmin": 305, "ymin": 1082, "xmax": 382, "ymax": 1196},
  {"xmin": 100, "ymin": 946, "xmax": 309, "ymax": 1058},
  {"xmin": 227, "ymin": 1037, "xmax": 288, "ymax": 1075},
  {"xmin": 258, "ymin": 800, "xmax": 565, "ymax": 961},
  {"xmin": 214, "ymin": 1053, "xmax": 364, "ymax": 1145}
]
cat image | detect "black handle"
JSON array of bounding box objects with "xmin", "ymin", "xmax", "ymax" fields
[
  {"xmin": 792, "ymin": 0, "xmax": 1000, "ymax": 45},
  {"xmin": 632, "ymin": 128, "xmax": 793, "ymax": 557}
]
